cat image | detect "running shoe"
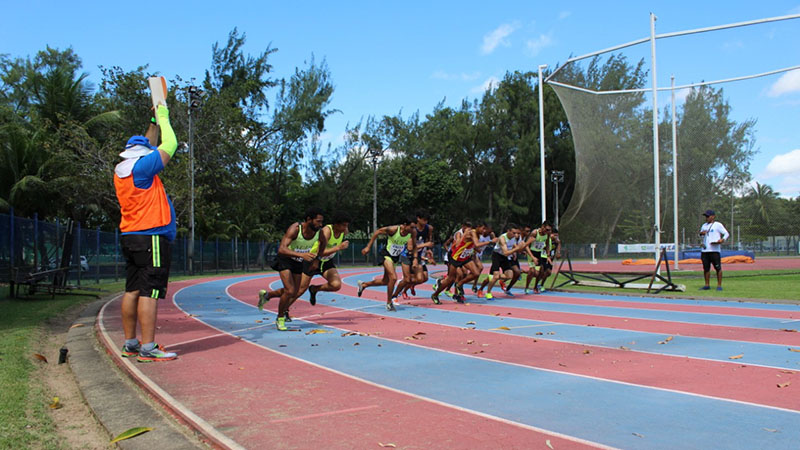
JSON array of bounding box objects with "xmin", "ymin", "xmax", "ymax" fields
[
  {"xmin": 391, "ymin": 296, "xmax": 399, "ymax": 306},
  {"xmin": 358, "ymin": 281, "xmax": 365, "ymax": 297},
  {"xmin": 137, "ymin": 344, "xmax": 177, "ymax": 362},
  {"xmin": 700, "ymin": 286, "xmax": 710, "ymax": 290},
  {"xmin": 539, "ymin": 287, "xmax": 547, "ymax": 293},
  {"xmin": 533, "ymin": 286, "xmax": 540, "ymax": 294},
  {"xmin": 504, "ymin": 289, "xmax": 515, "ymax": 297},
  {"xmin": 472, "ymin": 285, "xmax": 478, "ymax": 293},
  {"xmin": 524, "ymin": 288, "xmax": 530, "ymax": 295},
  {"xmin": 716, "ymin": 286, "xmax": 723, "ymax": 291},
  {"xmin": 432, "ymin": 281, "xmax": 438, "ymax": 291},
  {"xmin": 386, "ymin": 301, "xmax": 396, "ymax": 312},
  {"xmin": 477, "ymin": 290, "xmax": 485, "ymax": 298},
  {"xmin": 444, "ymin": 289, "xmax": 453, "ymax": 298},
  {"xmin": 456, "ymin": 284, "xmax": 465, "ymax": 297},
  {"xmin": 485, "ymin": 292, "xmax": 494, "ymax": 300},
  {"xmin": 402, "ymin": 291, "xmax": 409, "ymax": 300},
  {"xmin": 284, "ymin": 311, "xmax": 292, "ymax": 322},
  {"xmin": 499, "ymin": 280, "xmax": 507, "ymax": 290},
  {"xmin": 258, "ymin": 289, "xmax": 269, "ymax": 311},
  {"xmin": 276, "ymin": 316, "xmax": 287, "ymax": 331},
  {"xmin": 121, "ymin": 341, "xmax": 140, "ymax": 358},
  {"xmin": 410, "ymin": 286, "xmax": 416, "ymax": 296},
  {"xmin": 454, "ymin": 294, "xmax": 465, "ymax": 304},
  {"xmin": 309, "ymin": 285, "xmax": 318, "ymax": 306},
  {"xmin": 431, "ymin": 294, "xmax": 441, "ymax": 305}
]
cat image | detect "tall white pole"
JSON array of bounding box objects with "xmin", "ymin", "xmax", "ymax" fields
[
  {"xmin": 650, "ymin": 13, "xmax": 662, "ymax": 264},
  {"xmin": 538, "ymin": 64, "xmax": 548, "ymax": 223},
  {"xmin": 671, "ymin": 75, "xmax": 679, "ymax": 270}
]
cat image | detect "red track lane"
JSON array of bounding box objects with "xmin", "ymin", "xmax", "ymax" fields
[
  {"xmin": 100, "ymin": 280, "xmax": 596, "ymax": 449},
  {"xmin": 229, "ymin": 278, "xmax": 800, "ymax": 412}
]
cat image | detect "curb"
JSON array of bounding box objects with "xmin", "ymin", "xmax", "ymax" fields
[{"xmin": 67, "ymin": 295, "xmax": 207, "ymax": 449}]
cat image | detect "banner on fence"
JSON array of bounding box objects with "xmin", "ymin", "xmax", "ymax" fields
[{"xmin": 617, "ymin": 243, "xmax": 676, "ymax": 253}]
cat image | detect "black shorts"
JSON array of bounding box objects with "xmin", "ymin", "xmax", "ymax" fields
[
  {"xmin": 530, "ymin": 252, "xmax": 552, "ymax": 271},
  {"xmin": 377, "ymin": 248, "xmax": 401, "ymax": 266},
  {"xmin": 490, "ymin": 252, "xmax": 514, "ymax": 273},
  {"xmin": 303, "ymin": 259, "xmax": 337, "ymax": 277},
  {"xmin": 271, "ymin": 255, "xmax": 304, "ymax": 275},
  {"xmin": 121, "ymin": 234, "xmax": 171, "ymax": 299},
  {"xmin": 701, "ymin": 252, "xmax": 722, "ymax": 272},
  {"xmin": 448, "ymin": 254, "xmax": 472, "ymax": 268}
]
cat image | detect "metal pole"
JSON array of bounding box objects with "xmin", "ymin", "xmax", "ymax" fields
[
  {"xmin": 189, "ymin": 107, "xmax": 196, "ymax": 275},
  {"xmin": 372, "ymin": 155, "xmax": 378, "ymax": 262},
  {"xmin": 671, "ymin": 75, "xmax": 679, "ymax": 269},
  {"xmin": 538, "ymin": 64, "xmax": 548, "ymax": 223},
  {"xmin": 650, "ymin": 12, "xmax": 662, "ymax": 265},
  {"xmin": 554, "ymin": 179, "xmax": 560, "ymax": 229}
]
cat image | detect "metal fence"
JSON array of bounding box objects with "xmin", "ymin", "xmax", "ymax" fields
[{"xmin": 0, "ymin": 211, "xmax": 457, "ymax": 286}]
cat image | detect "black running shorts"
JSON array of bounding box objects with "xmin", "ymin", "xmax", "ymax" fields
[{"xmin": 121, "ymin": 234, "xmax": 171, "ymax": 299}]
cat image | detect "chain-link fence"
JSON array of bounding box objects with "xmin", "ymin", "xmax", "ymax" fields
[{"xmin": 1, "ymin": 211, "xmax": 457, "ymax": 287}]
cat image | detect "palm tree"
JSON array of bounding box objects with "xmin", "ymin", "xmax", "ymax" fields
[{"xmin": 746, "ymin": 182, "xmax": 780, "ymax": 249}]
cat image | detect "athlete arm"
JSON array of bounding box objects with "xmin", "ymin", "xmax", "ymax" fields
[
  {"xmin": 717, "ymin": 224, "xmax": 730, "ymax": 243},
  {"xmin": 277, "ymin": 223, "xmax": 301, "ymax": 258},
  {"xmin": 155, "ymin": 105, "xmax": 177, "ymax": 167},
  {"xmin": 315, "ymin": 227, "xmax": 329, "ymax": 260},
  {"xmin": 361, "ymin": 226, "xmax": 391, "ymax": 255}
]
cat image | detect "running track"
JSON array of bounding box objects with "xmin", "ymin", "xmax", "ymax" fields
[{"xmin": 98, "ymin": 267, "xmax": 800, "ymax": 449}]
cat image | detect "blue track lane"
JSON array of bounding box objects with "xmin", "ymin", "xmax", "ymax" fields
[{"xmin": 174, "ymin": 275, "xmax": 800, "ymax": 449}]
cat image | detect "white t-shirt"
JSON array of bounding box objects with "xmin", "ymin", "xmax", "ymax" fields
[{"xmin": 700, "ymin": 221, "xmax": 730, "ymax": 253}]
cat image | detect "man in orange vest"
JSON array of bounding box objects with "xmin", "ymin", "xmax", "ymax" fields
[{"xmin": 114, "ymin": 104, "xmax": 178, "ymax": 362}]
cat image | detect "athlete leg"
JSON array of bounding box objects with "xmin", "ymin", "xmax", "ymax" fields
[{"xmin": 276, "ymin": 270, "xmax": 297, "ymax": 318}]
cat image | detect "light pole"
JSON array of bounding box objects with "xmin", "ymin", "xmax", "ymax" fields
[
  {"xmin": 187, "ymin": 86, "xmax": 203, "ymax": 274},
  {"xmin": 369, "ymin": 147, "xmax": 383, "ymax": 261},
  {"xmin": 538, "ymin": 64, "xmax": 548, "ymax": 223},
  {"xmin": 550, "ymin": 170, "xmax": 564, "ymax": 229}
]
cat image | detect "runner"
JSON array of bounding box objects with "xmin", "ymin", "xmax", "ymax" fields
[
  {"xmin": 257, "ymin": 207, "xmax": 326, "ymax": 331},
  {"xmin": 472, "ymin": 224, "xmax": 496, "ymax": 297},
  {"xmin": 522, "ymin": 221, "xmax": 553, "ymax": 294},
  {"xmin": 399, "ymin": 210, "xmax": 434, "ymax": 299},
  {"xmin": 295, "ymin": 211, "xmax": 351, "ymax": 306},
  {"xmin": 538, "ymin": 228, "xmax": 561, "ymax": 292},
  {"xmin": 481, "ymin": 223, "xmax": 522, "ymax": 300},
  {"xmin": 431, "ymin": 222, "xmax": 493, "ymax": 304},
  {"xmin": 359, "ymin": 216, "xmax": 417, "ymax": 311}
]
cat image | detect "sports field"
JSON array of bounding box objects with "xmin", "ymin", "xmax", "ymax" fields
[{"xmin": 97, "ymin": 264, "xmax": 800, "ymax": 449}]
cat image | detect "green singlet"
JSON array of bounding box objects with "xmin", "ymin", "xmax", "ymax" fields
[
  {"xmin": 529, "ymin": 230, "xmax": 548, "ymax": 253},
  {"xmin": 386, "ymin": 226, "xmax": 411, "ymax": 257},
  {"xmin": 288, "ymin": 223, "xmax": 320, "ymax": 262},
  {"xmin": 310, "ymin": 224, "xmax": 344, "ymax": 262}
]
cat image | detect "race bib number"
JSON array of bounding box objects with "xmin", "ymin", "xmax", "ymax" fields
[
  {"xmin": 389, "ymin": 244, "xmax": 406, "ymax": 256},
  {"xmin": 292, "ymin": 248, "xmax": 310, "ymax": 262},
  {"xmin": 532, "ymin": 241, "xmax": 546, "ymax": 251}
]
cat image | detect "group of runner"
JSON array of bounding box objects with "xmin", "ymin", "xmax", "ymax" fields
[{"xmin": 258, "ymin": 208, "xmax": 560, "ymax": 330}]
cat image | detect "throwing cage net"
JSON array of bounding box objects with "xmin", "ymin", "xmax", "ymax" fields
[{"xmin": 547, "ymin": 14, "xmax": 800, "ymax": 260}]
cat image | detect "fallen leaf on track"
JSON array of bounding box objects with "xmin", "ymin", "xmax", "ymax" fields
[
  {"xmin": 546, "ymin": 439, "xmax": 554, "ymax": 449},
  {"xmin": 466, "ymin": 340, "xmax": 475, "ymax": 344},
  {"xmin": 729, "ymin": 354, "xmax": 744, "ymax": 360},
  {"xmin": 414, "ymin": 332, "xmax": 426, "ymax": 336},
  {"xmin": 110, "ymin": 427, "xmax": 152, "ymax": 444},
  {"xmin": 779, "ymin": 329, "xmax": 797, "ymax": 332},
  {"xmin": 789, "ymin": 348, "xmax": 800, "ymax": 353},
  {"xmin": 33, "ymin": 353, "xmax": 47, "ymax": 363},
  {"xmin": 777, "ymin": 382, "xmax": 791, "ymax": 388},
  {"xmin": 378, "ymin": 444, "xmax": 396, "ymax": 448},
  {"xmin": 619, "ymin": 346, "xmax": 630, "ymax": 351},
  {"xmin": 466, "ymin": 321, "xmax": 476, "ymax": 325},
  {"xmin": 762, "ymin": 428, "xmax": 778, "ymax": 433},
  {"xmin": 491, "ymin": 326, "xmax": 511, "ymax": 331},
  {"xmin": 583, "ymin": 350, "xmax": 591, "ymax": 354},
  {"xmin": 305, "ymin": 329, "xmax": 332, "ymax": 335},
  {"xmin": 69, "ymin": 323, "xmax": 85, "ymax": 329},
  {"xmin": 49, "ymin": 397, "xmax": 62, "ymax": 409}
]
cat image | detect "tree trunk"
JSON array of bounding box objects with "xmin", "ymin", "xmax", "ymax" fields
[{"xmin": 602, "ymin": 207, "xmax": 624, "ymax": 257}]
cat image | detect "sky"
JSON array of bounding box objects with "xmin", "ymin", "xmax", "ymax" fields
[{"xmin": 4, "ymin": 0, "xmax": 800, "ymax": 197}]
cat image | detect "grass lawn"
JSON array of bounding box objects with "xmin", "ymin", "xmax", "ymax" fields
[
  {"xmin": 0, "ymin": 281, "xmax": 122, "ymax": 448},
  {"xmin": 547, "ymin": 269, "xmax": 800, "ymax": 302}
]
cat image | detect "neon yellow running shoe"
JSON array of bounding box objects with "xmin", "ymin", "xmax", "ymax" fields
[
  {"xmin": 276, "ymin": 316, "xmax": 287, "ymax": 331},
  {"xmin": 485, "ymin": 292, "xmax": 494, "ymax": 300},
  {"xmin": 258, "ymin": 289, "xmax": 269, "ymax": 311}
]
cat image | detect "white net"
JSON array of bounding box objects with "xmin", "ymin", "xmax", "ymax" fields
[{"xmin": 547, "ymin": 14, "xmax": 800, "ymax": 258}]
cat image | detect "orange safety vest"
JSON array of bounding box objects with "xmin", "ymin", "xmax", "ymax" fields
[{"xmin": 114, "ymin": 173, "xmax": 172, "ymax": 232}]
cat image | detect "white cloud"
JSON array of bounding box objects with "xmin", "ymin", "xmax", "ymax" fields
[
  {"xmin": 761, "ymin": 148, "xmax": 800, "ymax": 177},
  {"xmin": 558, "ymin": 10, "xmax": 571, "ymax": 20},
  {"xmin": 767, "ymin": 69, "xmax": 800, "ymax": 97},
  {"xmin": 525, "ymin": 33, "xmax": 554, "ymax": 57},
  {"xmin": 481, "ymin": 23, "xmax": 519, "ymax": 55},
  {"xmin": 431, "ymin": 70, "xmax": 482, "ymax": 82},
  {"xmin": 471, "ymin": 76, "xmax": 500, "ymax": 94}
]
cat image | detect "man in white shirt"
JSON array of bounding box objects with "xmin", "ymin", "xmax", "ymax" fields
[{"xmin": 699, "ymin": 209, "xmax": 730, "ymax": 291}]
